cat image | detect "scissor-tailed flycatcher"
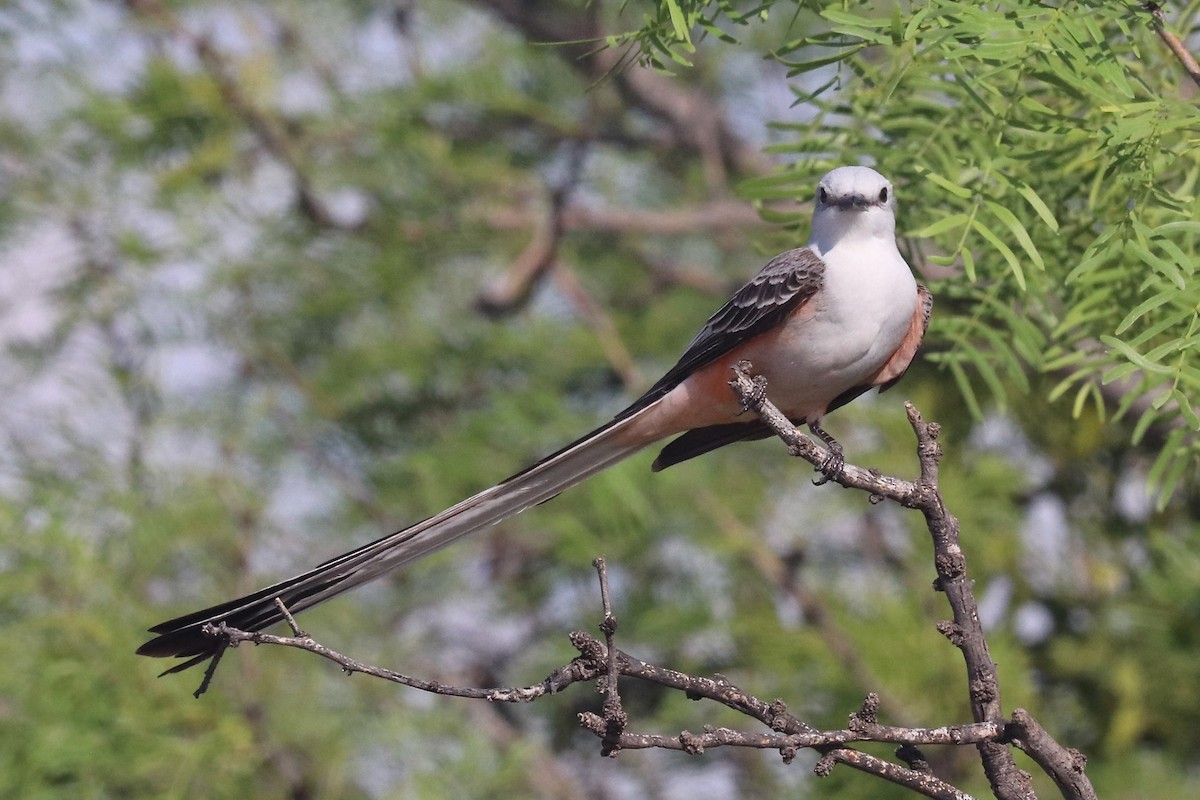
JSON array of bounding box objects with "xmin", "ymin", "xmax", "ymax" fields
[{"xmin": 139, "ymin": 166, "xmax": 932, "ymax": 672}]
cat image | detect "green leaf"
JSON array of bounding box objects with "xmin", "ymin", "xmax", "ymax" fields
[
  {"xmin": 780, "ymin": 44, "xmax": 867, "ymax": 75},
  {"xmin": 947, "ymin": 358, "xmax": 984, "ymax": 419},
  {"xmin": 820, "ymin": 8, "xmax": 892, "ymax": 28},
  {"xmin": 923, "ymin": 172, "xmax": 975, "ymax": 199},
  {"xmin": 961, "ymin": 246, "xmax": 977, "ymax": 282},
  {"xmin": 1014, "ymin": 182, "xmax": 1060, "ymax": 232},
  {"xmin": 986, "ymin": 200, "xmax": 1045, "ymax": 270},
  {"xmin": 903, "ymin": 5, "xmax": 930, "ymax": 41},
  {"xmin": 1155, "ymin": 220, "xmax": 1200, "ymax": 235},
  {"xmin": 1175, "ymin": 388, "xmax": 1200, "ymax": 430},
  {"xmin": 1116, "ymin": 288, "xmax": 1182, "ymax": 334},
  {"xmin": 820, "ymin": 5, "xmax": 896, "ymax": 47},
  {"xmin": 664, "ymin": 0, "xmax": 692, "ymax": 44},
  {"xmin": 1153, "ymin": 236, "xmax": 1196, "ymax": 278},
  {"xmin": 1100, "ymin": 335, "xmax": 1174, "ymax": 375},
  {"xmin": 1148, "ymin": 430, "xmax": 1194, "ymax": 509},
  {"xmin": 1066, "ymin": 235, "xmax": 1119, "ymax": 284},
  {"xmin": 1048, "ymin": 366, "xmax": 1094, "ymax": 404},
  {"xmin": 1072, "ymin": 381, "xmax": 1103, "ymax": 420},
  {"xmin": 972, "ymin": 218, "xmax": 1026, "ymax": 290},
  {"xmin": 1127, "ymin": 239, "xmax": 1187, "ymax": 290},
  {"xmin": 1131, "ymin": 401, "xmax": 1162, "ymax": 445},
  {"xmin": 975, "ymin": 354, "xmax": 1011, "ymax": 407},
  {"xmin": 1043, "ymin": 348, "xmax": 1092, "ymax": 371},
  {"xmin": 910, "ymin": 213, "xmax": 970, "ymax": 238}
]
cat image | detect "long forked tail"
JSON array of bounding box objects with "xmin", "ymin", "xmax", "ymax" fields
[{"xmin": 137, "ymin": 405, "xmax": 659, "ymax": 672}]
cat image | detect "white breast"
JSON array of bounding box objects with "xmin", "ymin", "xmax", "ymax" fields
[{"xmin": 739, "ymin": 239, "xmax": 917, "ymax": 420}]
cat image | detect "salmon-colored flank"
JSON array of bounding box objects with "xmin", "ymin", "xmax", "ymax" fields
[{"xmin": 867, "ymin": 284, "xmax": 933, "ymax": 388}]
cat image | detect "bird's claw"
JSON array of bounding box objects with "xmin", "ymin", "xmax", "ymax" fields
[
  {"xmin": 812, "ymin": 444, "xmax": 845, "ymax": 486},
  {"xmin": 807, "ymin": 421, "xmax": 845, "ymax": 485}
]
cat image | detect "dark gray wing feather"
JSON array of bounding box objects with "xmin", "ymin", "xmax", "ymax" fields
[{"xmin": 617, "ymin": 247, "xmax": 825, "ymax": 420}]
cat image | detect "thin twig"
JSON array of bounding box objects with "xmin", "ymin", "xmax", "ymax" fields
[
  {"xmin": 1008, "ymin": 709, "xmax": 1098, "ymax": 800},
  {"xmin": 592, "ymin": 557, "xmax": 627, "ymax": 756},
  {"xmin": 274, "ymin": 597, "xmax": 304, "ymax": 636},
  {"xmin": 1147, "ymin": 3, "xmax": 1200, "ymax": 89},
  {"xmin": 204, "ymin": 620, "xmax": 600, "ymax": 701},
  {"xmin": 575, "ymin": 717, "xmax": 1004, "ymax": 752},
  {"xmin": 726, "ymin": 361, "xmax": 919, "ymax": 500},
  {"xmin": 201, "ymin": 617, "xmax": 992, "ymax": 798},
  {"xmin": 816, "ymin": 749, "xmax": 976, "ymax": 800},
  {"xmin": 584, "ymin": 636, "xmax": 975, "ymax": 798},
  {"xmin": 474, "ymin": 203, "xmax": 562, "ymax": 314}
]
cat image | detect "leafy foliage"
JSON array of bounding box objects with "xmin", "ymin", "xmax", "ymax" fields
[
  {"xmin": 787, "ymin": 1, "xmax": 1200, "ymax": 504},
  {"xmin": 632, "ymin": 0, "xmax": 1200, "ymax": 503}
]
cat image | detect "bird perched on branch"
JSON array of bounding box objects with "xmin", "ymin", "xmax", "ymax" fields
[{"xmin": 138, "ymin": 165, "xmax": 932, "ymax": 674}]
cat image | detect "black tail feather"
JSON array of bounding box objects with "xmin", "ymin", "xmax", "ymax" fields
[
  {"xmin": 136, "ymin": 572, "xmax": 354, "ymax": 660},
  {"xmin": 651, "ymin": 419, "xmax": 803, "ymax": 472}
]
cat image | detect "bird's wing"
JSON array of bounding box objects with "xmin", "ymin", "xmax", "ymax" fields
[{"xmin": 618, "ymin": 247, "xmax": 826, "ymax": 419}]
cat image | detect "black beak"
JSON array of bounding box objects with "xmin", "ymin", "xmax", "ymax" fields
[{"xmin": 831, "ymin": 193, "xmax": 871, "ymax": 210}]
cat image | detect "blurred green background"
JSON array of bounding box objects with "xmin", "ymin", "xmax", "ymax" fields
[{"xmin": 2, "ymin": 1, "xmax": 1199, "ymax": 797}]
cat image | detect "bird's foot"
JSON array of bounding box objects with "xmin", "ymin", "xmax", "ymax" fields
[
  {"xmin": 813, "ymin": 447, "xmax": 845, "ymax": 485},
  {"xmin": 808, "ymin": 421, "xmax": 845, "ymax": 486}
]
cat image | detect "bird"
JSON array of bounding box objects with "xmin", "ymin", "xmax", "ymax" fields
[{"xmin": 138, "ymin": 165, "xmax": 932, "ymax": 673}]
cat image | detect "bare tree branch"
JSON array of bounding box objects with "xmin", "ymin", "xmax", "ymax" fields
[
  {"xmin": 591, "ymin": 557, "xmax": 628, "ymax": 756},
  {"xmin": 1146, "ymin": 3, "xmax": 1200, "ymax": 90},
  {"xmin": 207, "ymin": 613, "xmax": 989, "ymax": 799},
  {"xmin": 1008, "ymin": 709, "xmax": 1098, "ymax": 800},
  {"xmin": 191, "ymin": 363, "xmax": 1097, "ymax": 800},
  {"xmin": 580, "ymin": 705, "xmax": 1005, "ymax": 753},
  {"xmin": 815, "ymin": 748, "xmax": 976, "ymax": 800},
  {"xmin": 727, "ymin": 361, "xmax": 1096, "ymax": 800}
]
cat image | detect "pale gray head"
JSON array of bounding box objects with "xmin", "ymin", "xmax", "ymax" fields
[{"xmin": 809, "ymin": 166, "xmax": 897, "ymax": 253}]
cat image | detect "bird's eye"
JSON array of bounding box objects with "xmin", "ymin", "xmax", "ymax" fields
[
  {"xmin": 879, "ymin": 187, "xmax": 889, "ymax": 203},
  {"xmin": 818, "ymin": 187, "xmax": 828, "ymax": 204}
]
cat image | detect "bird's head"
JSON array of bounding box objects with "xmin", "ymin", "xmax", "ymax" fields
[{"xmin": 809, "ymin": 166, "xmax": 897, "ymax": 253}]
